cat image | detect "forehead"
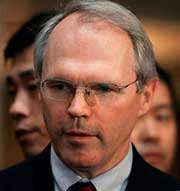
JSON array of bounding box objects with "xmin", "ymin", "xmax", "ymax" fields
[
  {"xmin": 43, "ymin": 13, "xmax": 136, "ymax": 81},
  {"xmin": 6, "ymin": 45, "xmax": 34, "ymax": 78},
  {"xmin": 11, "ymin": 45, "xmax": 34, "ymax": 66},
  {"xmin": 50, "ymin": 13, "xmax": 133, "ymax": 54},
  {"xmin": 6, "ymin": 61, "xmax": 34, "ymax": 81}
]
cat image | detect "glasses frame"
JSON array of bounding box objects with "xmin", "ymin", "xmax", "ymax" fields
[{"xmin": 38, "ymin": 78, "xmax": 139, "ymax": 105}]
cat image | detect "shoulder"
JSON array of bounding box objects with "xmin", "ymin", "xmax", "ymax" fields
[
  {"xmin": 0, "ymin": 145, "xmax": 53, "ymax": 190},
  {"xmin": 142, "ymin": 161, "xmax": 180, "ymax": 189},
  {"xmin": 127, "ymin": 145, "xmax": 180, "ymax": 191}
]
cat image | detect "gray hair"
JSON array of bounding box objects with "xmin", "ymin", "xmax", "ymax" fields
[{"xmin": 34, "ymin": 0, "xmax": 157, "ymax": 90}]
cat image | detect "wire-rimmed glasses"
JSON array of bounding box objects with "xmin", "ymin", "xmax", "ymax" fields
[{"xmin": 39, "ymin": 78, "xmax": 138, "ymax": 106}]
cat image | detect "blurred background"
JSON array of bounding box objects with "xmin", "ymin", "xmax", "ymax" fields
[{"xmin": 0, "ymin": 0, "xmax": 179, "ymax": 169}]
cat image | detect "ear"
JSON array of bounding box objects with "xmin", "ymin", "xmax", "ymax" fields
[{"xmin": 138, "ymin": 78, "xmax": 157, "ymax": 117}]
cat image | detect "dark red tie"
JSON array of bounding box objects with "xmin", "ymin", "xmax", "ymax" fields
[{"xmin": 67, "ymin": 181, "xmax": 97, "ymax": 191}]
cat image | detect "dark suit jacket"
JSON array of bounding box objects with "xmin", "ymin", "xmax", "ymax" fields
[{"xmin": 0, "ymin": 144, "xmax": 180, "ymax": 191}]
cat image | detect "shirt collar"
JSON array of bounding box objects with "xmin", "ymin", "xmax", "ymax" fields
[{"xmin": 51, "ymin": 144, "xmax": 133, "ymax": 191}]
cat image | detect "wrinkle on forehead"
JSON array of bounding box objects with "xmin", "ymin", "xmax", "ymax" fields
[
  {"xmin": 52, "ymin": 12, "xmax": 130, "ymax": 43},
  {"xmin": 43, "ymin": 13, "xmax": 136, "ymax": 82}
]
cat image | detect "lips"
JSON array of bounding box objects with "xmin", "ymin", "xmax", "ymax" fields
[
  {"xmin": 142, "ymin": 152, "xmax": 163, "ymax": 165},
  {"xmin": 15, "ymin": 129, "xmax": 39, "ymax": 143},
  {"xmin": 64, "ymin": 130, "xmax": 96, "ymax": 142}
]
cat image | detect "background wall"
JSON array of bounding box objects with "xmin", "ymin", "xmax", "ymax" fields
[{"xmin": 0, "ymin": 0, "xmax": 179, "ymax": 169}]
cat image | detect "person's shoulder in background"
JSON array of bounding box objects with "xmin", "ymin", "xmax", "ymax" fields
[{"xmin": 126, "ymin": 145, "xmax": 180, "ymax": 191}]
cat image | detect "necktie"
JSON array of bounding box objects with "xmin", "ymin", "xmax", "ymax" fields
[{"xmin": 67, "ymin": 181, "xmax": 97, "ymax": 191}]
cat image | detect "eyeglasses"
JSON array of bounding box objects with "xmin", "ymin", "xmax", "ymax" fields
[{"xmin": 39, "ymin": 78, "xmax": 138, "ymax": 106}]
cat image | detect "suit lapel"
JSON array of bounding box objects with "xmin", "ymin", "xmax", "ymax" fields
[
  {"xmin": 125, "ymin": 145, "xmax": 150, "ymax": 191},
  {"xmin": 27, "ymin": 144, "xmax": 54, "ymax": 191}
]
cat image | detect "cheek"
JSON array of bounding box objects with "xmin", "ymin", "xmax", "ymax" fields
[
  {"xmin": 130, "ymin": 129, "xmax": 139, "ymax": 143},
  {"xmin": 42, "ymin": 101, "xmax": 67, "ymax": 128},
  {"xmin": 31, "ymin": 99, "xmax": 44, "ymax": 122},
  {"xmin": 94, "ymin": 99, "xmax": 140, "ymax": 143},
  {"xmin": 131, "ymin": 119, "xmax": 145, "ymax": 142},
  {"xmin": 162, "ymin": 125, "xmax": 177, "ymax": 153},
  {"xmin": 161, "ymin": 125, "xmax": 177, "ymax": 171}
]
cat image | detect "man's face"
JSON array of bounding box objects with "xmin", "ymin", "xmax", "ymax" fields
[
  {"xmin": 6, "ymin": 45, "xmax": 50, "ymax": 158},
  {"xmin": 40, "ymin": 13, "xmax": 154, "ymax": 178},
  {"xmin": 132, "ymin": 80, "xmax": 177, "ymax": 173}
]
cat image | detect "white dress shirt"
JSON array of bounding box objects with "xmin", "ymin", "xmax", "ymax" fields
[{"xmin": 51, "ymin": 144, "xmax": 133, "ymax": 191}]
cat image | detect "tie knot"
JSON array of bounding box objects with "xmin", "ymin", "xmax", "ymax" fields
[{"xmin": 67, "ymin": 181, "xmax": 97, "ymax": 191}]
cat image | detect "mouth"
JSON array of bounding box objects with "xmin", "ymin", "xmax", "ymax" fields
[
  {"xmin": 15, "ymin": 129, "xmax": 39, "ymax": 143},
  {"xmin": 142, "ymin": 152, "xmax": 162, "ymax": 165},
  {"xmin": 64, "ymin": 130, "xmax": 96, "ymax": 142}
]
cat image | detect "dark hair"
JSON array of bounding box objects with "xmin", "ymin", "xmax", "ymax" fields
[
  {"xmin": 156, "ymin": 64, "xmax": 180, "ymax": 178},
  {"xmin": 4, "ymin": 10, "xmax": 59, "ymax": 61}
]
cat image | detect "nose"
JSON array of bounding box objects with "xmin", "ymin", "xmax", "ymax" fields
[
  {"xmin": 67, "ymin": 89, "xmax": 92, "ymax": 118},
  {"xmin": 140, "ymin": 117, "xmax": 160, "ymax": 142},
  {"xmin": 144, "ymin": 119, "xmax": 159, "ymax": 141},
  {"xmin": 9, "ymin": 90, "xmax": 30, "ymax": 122}
]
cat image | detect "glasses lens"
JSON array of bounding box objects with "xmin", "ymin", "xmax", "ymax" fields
[
  {"xmin": 84, "ymin": 87, "xmax": 96, "ymax": 106},
  {"xmin": 41, "ymin": 79, "xmax": 137, "ymax": 104},
  {"xmin": 43, "ymin": 80, "xmax": 74, "ymax": 101}
]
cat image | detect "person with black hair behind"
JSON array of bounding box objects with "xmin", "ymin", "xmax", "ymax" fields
[
  {"xmin": 132, "ymin": 64, "xmax": 180, "ymax": 179},
  {"xmin": 4, "ymin": 10, "xmax": 59, "ymax": 158}
]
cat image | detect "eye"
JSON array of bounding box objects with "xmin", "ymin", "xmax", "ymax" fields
[
  {"xmin": 27, "ymin": 84, "xmax": 38, "ymax": 92},
  {"xmin": 46, "ymin": 80, "xmax": 73, "ymax": 92},
  {"xmin": 155, "ymin": 113, "xmax": 172, "ymax": 122},
  {"xmin": 92, "ymin": 83, "xmax": 115, "ymax": 93},
  {"xmin": 7, "ymin": 88, "xmax": 17, "ymax": 97},
  {"xmin": 6, "ymin": 84, "xmax": 17, "ymax": 97}
]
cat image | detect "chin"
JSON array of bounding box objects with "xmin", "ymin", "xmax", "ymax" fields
[
  {"xmin": 62, "ymin": 151, "xmax": 101, "ymax": 169},
  {"xmin": 22, "ymin": 146, "xmax": 41, "ymax": 158}
]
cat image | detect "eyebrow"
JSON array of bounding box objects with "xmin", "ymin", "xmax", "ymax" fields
[
  {"xmin": 154, "ymin": 104, "xmax": 172, "ymax": 110},
  {"xmin": 19, "ymin": 69, "xmax": 34, "ymax": 79},
  {"xmin": 6, "ymin": 69, "xmax": 35, "ymax": 84}
]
